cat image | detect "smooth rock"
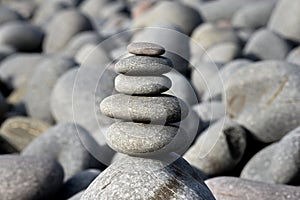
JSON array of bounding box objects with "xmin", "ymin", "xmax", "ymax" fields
[
  {"xmin": 100, "ymin": 94, "xmax": 188, "ymax": 124},
  {"xmin": 127, "ymin": 42, "xmax": 165, "ymax": 56},
  {"xmin": 202, "ymin": 59, "xmax": 252, "ymax": 101},
  {"xmin": 60, "ymin": 169, "xmax": 101, "ymax": 199},
  {"xmin": 43, "ymin": 9, "xmax": 93, "ymax": 53},
  {"xmin": 22, "ymin": 123, "xmax": 103, "ymax": 180},
  {"xmin": 0, "ymin": 117, "xmax": 50, "ymax": 151},
  {"xmin": 241, "ymin": 127, "xmax": 300, "ymax": 184},
  {"xmin": 3, "ymin": 1, "xmax": 37, "ymax": 19},
  {"xmin": 106, "ymin": 122, "xmax": 188, "ymax": 156},
  {"xmin": 80, "ymin": 0, "xmax": 111, "ymax": 18},
  {"xmin": 164, "ymin": 70, "xmax": 199, "ymax": 106},
  {"xmin": 184, "ymin": 118, "xmax": 247, "ymax": 176},
  {"xmin": 24, "ymin": 55, "xmax": 77, "ymax": 123},
  {"xmin": 268, "ymin": 0, "xmax": 300, "ymax": 43},
  {"xmin": 75, "ymin": 43, "xmax": 111, "ymax": 66},
  {"xmin": 224, "ymin": 61, "xmax": 300, "ymax": 143},
  {"xmin": 0, "ymin": 155, "xmax": 64, "ymax": 200},
  {"xmin": 115, "ymin": 74, "xmax": 171, "ymax": 95},
  {"xmin": 115, "ymin": 55, "xmax": 172, "ymax": 76},
  {"xmin": 133, "ymin": 1, "xmax": 202, "ymax": 35},
  {"xmin": 62, "ymin": 31, "xmax": 103, "ymax": 57},
  {"xmin": 202, "ymin": 42, "xmax": 240, "ymax": 64},
  {"xmin": 232, "ymin": 1, "xmax": 276, "ymax": 29},
  {"xmin": 193, "ymin": 102, "xmax": 226, "ymax": 125},
  {"xmin": 0, "ymin": 6, "xmax": 23, "ymax": 25},
  {"xmin": 81, "ymin": 156, "xmax": 215, "ymax": 200},
  {"xmin": 132, "ymin": 25, "xmax": 190, "ymax": 76},
  {"xmin": 243, "ymin": 29, "xmax": 291, "ymax": 60},
  {"xmin": 0, "ymin": 21, "xmax": 44, "ymax": 52},
  {"xmin": 51, "ymin": 66, "xmax": 116, "ymax": 133},
  {"xmin": 206, "ymin": 176, "xmax": 300, "ymax": 200},
  {"xmin": 0, "ymin": 53, "xmax": 43, "ymax": 89},
  {"xmin": 287, "ymin": 46, "xmax": 300, "ymax": 66}
]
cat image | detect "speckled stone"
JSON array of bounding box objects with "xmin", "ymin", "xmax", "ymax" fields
[
  {"xmin": 127, "ymin": 42, "xmax": 165, "ymax": 56},
  {"xmin": 106, "ymin": 122, "xmax": 189, "ymax": 156},
  {"xmin": 81, "ymin": 156, "xmax": 215, "ymax": 200},
  {"xmin": 184, "ymin": 118, "xmax": 247, "ymax": 176},
  {"xmin": 115, "ymin": 55, "xmax": 173, "ymax": 76},
  {"xmin": 100, "ymin": 94, "xmax": 188, "ymax": 124},
  {"xmin": 241, "ymin": 127, "xmax": 300, "ymax": 185},
  {"xmin": 115, "ymin": 74, "xmax": 171, "ymax": 95},
  {"xmin": 0, "ymin": 155, "xmax": 64, "ymax": 200},
  {"xmin": 0, "ymin": 117, "xmax": 50, "ymax": 151},
  {"xmin": 22, "ymin": 123, "xmax": 103, "ymax": 180},
  {"xmin": 206, "ymin": 176, "xmax": 300, "ymax": 200},
  {"xmin": 224, "ymin": 61, "xmax": 300, "ymax": 143},
  {"xmin": 60, "ymin": 169, "xmax": 101, "ymax": 199}
]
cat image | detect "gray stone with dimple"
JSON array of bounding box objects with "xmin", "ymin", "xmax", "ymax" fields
[
  {"xmin": 287, "ymin": 46, "xmax": 300, "ymax": 66},
  {"xmin": 0, "ymin": 21, "xmax": 44, "ymax": 52},
  {"xmin": 61, "ymin": 169, "xmax": 101, "ymax": 199},
  {"xmin": 106, "ymin": 122, "xmax": 189, "ymax": 156},
  {"xmin": 22, "ymin": 123, "xmax": 103, "ymax": 180},
  {"xmin": 0, "ymin": 53, "xmax": 44, "ymax": 89},
  {"xmin": 127, "ymin": 42, "xmax": 165, "ymax": 56},
  {"xmin": 243, "ymin": 29, "xmax": 291, "ymax": 60},
  {"xmin": 115, "ymin": 55, "xmax": 173, "ymax": 76},
  {"xmin": 206, "ymin": 176, "xmax": 300, "ymax": 200},
  {"xmin": 100, "ymin": 94, "xmax": 188, "ymax": 124},
  {"xmin": 81, "ymin": 156, "xmax": 216, "ymax": 200},
  {"xmin": 43, "ymin": 9, "xmax": 93, "ymax": 53},
  {"xmin": 24, "ymin": 55, "xmax": 77, "ymax": 124},
  {"xmin": 0, "ymin": 155, "xmax": 64, "ymax": 200},
  {"xmin": 115, "ymin": 74, "xmax": 171, "ymax": 95},
  {"xmin": 224, "ymin": 61, "xmax": 300, "ymax": 143},
  {"xmin": 268, "ymin": 0, "xmax": 300, "ymax": 43},
  {"xmin": 184, "ymin": 118, "xmax": 247, "ymax": 176},
  {"xmin": 241, "ymin": 127, "xmax": 300, "ymax": 185}
]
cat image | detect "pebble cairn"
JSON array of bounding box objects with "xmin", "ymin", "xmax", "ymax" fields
[{"xmin": 100, "ymin": 42, "xmax": 188, "ymax": 157}]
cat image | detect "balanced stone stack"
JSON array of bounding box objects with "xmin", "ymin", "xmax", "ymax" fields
[{"xmin": 82, "ymin": 42, "xmax": 215, "ymax": 199}]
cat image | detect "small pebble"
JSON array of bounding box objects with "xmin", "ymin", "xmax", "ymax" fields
[{"xmin": 127, "ymin": 42, "xmax": 165, "ymax": 56}]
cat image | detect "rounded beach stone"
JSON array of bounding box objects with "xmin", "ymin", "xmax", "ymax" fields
[
  {"xmin": 115, "ymin": 74, "xmax": 171, "ymax": 95},
  {"xmin": 81, "ymin": 156, "xmax": 215, "ymax": 200},
  {"xmin": 22, "ymin": 123, "xmax": 103, "ymax": 180},
  {"xmin": 115, "ymin": 55, "xmax": 173, "ymax": 76},
  {"xmin": 224, "ymin": 61, "xmax": 300, "ymax": 143},
  {"xmin": 0, "ymin": 117, "xmax": 50, "ymax": 151},
  {"xmin": 206, "ymin": 176, "xmax": 300, "ymax": 200},
  {"xmin": 43, "ymin": 9, "xmax": 93, "ymax": 53},
  {"xmin": 268, "ymin": 0, "xmax": 300, "ymax": 43},
  {"xmin": 0, "ymin": 155, "xmax": 64, "ymax": 200},
  {"xmin": 105, "ymin": 122, "xmax": 187, "ymax": 155},
  {"xmin": 100, "ymin": 94, "xmax": 188, "ymax": 124},
  {"xmin": 241, "ymin": 127, "xmax": 300, "ymax": 185},
  {"xmin": 243, "ymin": 29, "xmax": 291, "ymax": 60},
  {"xmin": 127, "ymin": 42, "xmax": 165, "ymax": 56},
  {"xmin": 184, "ymin": 118, "xmax": 247, "ymax": 176},
  {"xmin": 60, "ymin": 169, "xmax": 101, "ymax": 199},
  {"xmin": 0, "ymin": 21, "xmax": 44, "ymax": 52},
  {"xmin": 0, "ymin": 6, "xmax": 23, "ymax": 25},
  {"xmin": 0, "ymin": 53, "xmax": 43, "ymax": 89},
  {"xmin": 24, "ymin": 55, "xmax": 77, "ymax": 123}
]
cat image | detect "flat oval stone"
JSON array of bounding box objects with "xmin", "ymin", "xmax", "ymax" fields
[
  {"xmin": 115, "ymin": 74, "xmax": 171, "ymax": 95},
  {"xmin": 0, "ymin": 117, "xmax": 50, "ymax": 151},
  {"xmin": 100, "ymin": 94, "xmax": 188, "ymax": 124},
  {"xmin": 115, "ymin": 55, "xmax": 173, "ymax": 76},
  {"xmin": 106, "ymin": 122, "xmax": 182, "ymax": 155},
  {"xmin": 127, "ymin": 42, "xmax": 165, "ymax": 56}
]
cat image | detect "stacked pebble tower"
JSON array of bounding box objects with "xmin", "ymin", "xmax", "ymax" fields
[{"xmin": 100, "ymin": 42, "xmax": 189, "ymax": 157}]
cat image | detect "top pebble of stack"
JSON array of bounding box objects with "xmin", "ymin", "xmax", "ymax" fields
[{"xmin": 127, "ymin": 42, "xmax": 165, "ymax": 56}]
